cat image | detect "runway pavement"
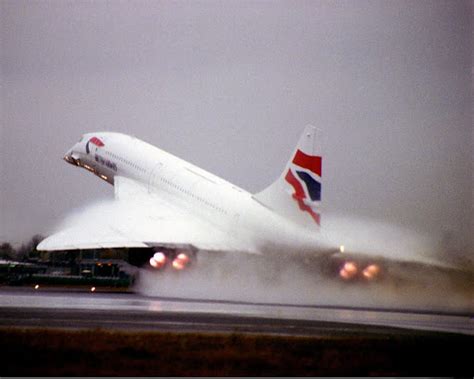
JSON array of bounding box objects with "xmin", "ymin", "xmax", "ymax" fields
[{"xmin": 0, "ymin": 286, "xmax": 472, "ymax": 336}]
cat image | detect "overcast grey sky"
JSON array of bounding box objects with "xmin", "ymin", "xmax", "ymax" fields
[{"xmin": 1, "ymin": 0, "xmax": 472, "ymax": 252}]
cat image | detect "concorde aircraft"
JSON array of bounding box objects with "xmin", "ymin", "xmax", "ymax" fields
[{"xmin": 38, "ymin": 126, "xmax": 457, "ymax": 281}]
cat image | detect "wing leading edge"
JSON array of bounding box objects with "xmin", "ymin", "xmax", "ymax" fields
[{"xmin": 38, "ymin": 177, "xmax": 258, "ymax": 254}]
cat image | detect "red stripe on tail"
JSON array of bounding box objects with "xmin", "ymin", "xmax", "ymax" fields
[
  {"xmin": 293, "ymin": 150, "xmax": 321, "ymax": 177},
  {"xmin": 296, "ymin": 200, "xmax": 321, "ymax": 225},
  {"xmin": 285, "ymin": 170, "xmax": 305, "ymax": 200},
  {"xmin": 285, "ymin": 170, "xmax": 320, "ymax": 225}
]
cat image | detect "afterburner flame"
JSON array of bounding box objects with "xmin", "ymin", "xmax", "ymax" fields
[
  {"xmin": 171, "ymin": 252, "xmax": 190, "ymax": 270},
  {"xmin": 153, "ymin": 252, "xmax": 166, "ymax": 264},
  {"xmin": 339, "ymin": 268, "xmax": 351, "ymax": 280},
  {"xmin": 149, "ymin": 257, "xmax": 160, "ymax": 268},
  {"xmin": 339, "ymin": 261, "xmax": 358, "ymax": 280},
  {"xmin": 150, "ymin": 252, "xmax": 167, "ymax": 269},
  {"xmin": 343, "ymin": 262, "xmax": 357, "ymax": 274},
  {"xmin": 177, "ymin": 253, "xmax": 190, "ymax": 264},
  {"xmin": 362, "ymin": 264, "xmax": 380, "ymax": 280},
  {"xmin": 172, "ymin": 259, "xmax": 185, "ymax": 270}
]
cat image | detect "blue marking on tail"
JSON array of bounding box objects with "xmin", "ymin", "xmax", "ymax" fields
[{"xmin": 296, "ymin": 171, "xmax": 321, "ymax": 201}]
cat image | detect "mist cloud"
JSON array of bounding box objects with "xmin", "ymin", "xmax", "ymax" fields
[{"xmin": 1, "ymin": 1, "xmax": 472, "ymax": 255}]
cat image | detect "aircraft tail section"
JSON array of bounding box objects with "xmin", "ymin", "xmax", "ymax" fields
[{"xmin": 254, "ymin": 125, "xmax": 322, "ymax": 229}]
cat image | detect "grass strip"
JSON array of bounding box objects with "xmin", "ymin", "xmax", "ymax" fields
[{"xmin": 1, "ymin": 327, "xmax": 471, "ymax": 376}]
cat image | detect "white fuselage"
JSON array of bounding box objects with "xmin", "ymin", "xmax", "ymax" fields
[{"xmin": 65, "ymin": 132, "xmax": 329, "ymax": 256}]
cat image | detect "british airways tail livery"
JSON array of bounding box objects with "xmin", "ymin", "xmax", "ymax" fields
[
  {"xmin": 254, "ymin": 127, "xmax": 322, "ymax": 227},
  {"xmin": 38, "ymin": 125, "xmax": 457, "ymax": 281}
]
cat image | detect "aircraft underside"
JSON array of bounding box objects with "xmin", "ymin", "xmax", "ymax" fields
[
  {"xmin": 126, "ymin": 246, "xmax": 469, "ymax": 287},
  {"xmin": 125, "ymin": 246, "xmax": 387, "ymax": 283}
]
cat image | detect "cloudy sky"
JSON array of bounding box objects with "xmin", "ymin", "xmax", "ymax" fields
[{"xmin": 1, "ymin": 0, "xmax": 472, "ymax": 251}]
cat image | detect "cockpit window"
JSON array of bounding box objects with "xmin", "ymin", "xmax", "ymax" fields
[{"xmin": 78, "ymin": 136, "xmax": 84, "ymax": 143}]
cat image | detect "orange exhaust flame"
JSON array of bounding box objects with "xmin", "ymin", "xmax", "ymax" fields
[
  {"xmin": 339, "ymin": 261, "xmax": 358, "ymax": 280},
  {"xmin": 150, "ymin": 252, "xmax": 167, "ymax": 269},
  {"xmin": 172, "ymin": 259, "xmax": 185, "ymax": 270},
  {"xmin": 172, "ymin": 253, "xmax": 190, "ymax": 270},
  {"xmin": 362, "ymin": 264, "xmax": 380, "ymax": 280},
  {"xmin": 153, "ymin": 252, "xmax": 166, "ymax": 264},
  {"xmin": 177, "ymin": 253, "xmax": 190, "ymax": 264}
]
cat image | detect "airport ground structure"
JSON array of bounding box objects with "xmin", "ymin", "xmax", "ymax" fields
[{"xmin": 0, "ymin": 239, "xmax": 133, "ymax": 288}]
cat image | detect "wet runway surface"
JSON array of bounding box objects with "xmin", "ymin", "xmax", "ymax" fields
[{"xmin": 1, "ymin": 287, "xmax": 472, "ymax": 336}]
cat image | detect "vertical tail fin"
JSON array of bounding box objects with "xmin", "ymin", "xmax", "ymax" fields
[{"xmin": 253, "ymin": 125, "xmax": 322, "ymax": 228}]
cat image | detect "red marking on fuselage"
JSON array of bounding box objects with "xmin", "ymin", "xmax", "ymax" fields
[{"xmin": 90, "ymin": 137, "xmax": 104, "ymax": 147}]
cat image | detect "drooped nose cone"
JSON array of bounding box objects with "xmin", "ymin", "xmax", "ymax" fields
[{"xmin": 63, "ymin": 145, "xmax": 80, "ymax": 166}]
